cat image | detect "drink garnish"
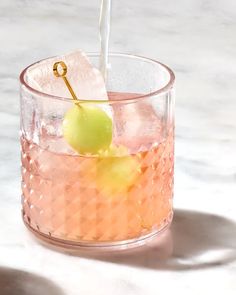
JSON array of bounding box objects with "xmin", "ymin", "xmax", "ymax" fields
[
  {"xmin": 96, "ymin": 145, "xmax": 140, "ymax": 196},
  {"xmin": 53, "ymin": 61, "xmax": 112, "ymax": 155}
]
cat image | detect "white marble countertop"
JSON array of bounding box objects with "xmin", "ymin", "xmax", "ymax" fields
[{"xmin": 0, "ymin": 0, "xmax": 236, "ymax": 294}]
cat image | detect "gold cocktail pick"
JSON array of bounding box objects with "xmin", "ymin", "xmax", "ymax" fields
[{"xmin": 53, "ymin": 61, "xmax": 80, "ymax": 107}]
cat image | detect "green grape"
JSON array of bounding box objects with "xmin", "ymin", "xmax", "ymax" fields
[{"xmin": 62, "ymin": 105, "xmax": 112, "ymax": 154}]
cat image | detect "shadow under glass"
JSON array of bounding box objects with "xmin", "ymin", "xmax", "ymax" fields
[{"xmin": 68, "ymin": 209, "xmax": 236, "ymax": 271}]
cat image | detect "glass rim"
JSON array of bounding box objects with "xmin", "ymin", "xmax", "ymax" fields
[{"xmin": 19, "ymin": 52, "xmax": 175, "ymax": 104}]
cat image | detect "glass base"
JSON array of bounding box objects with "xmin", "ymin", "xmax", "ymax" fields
[{"xmin": 23, "ymin": 215, "xmax": 173, "ymax": 253}]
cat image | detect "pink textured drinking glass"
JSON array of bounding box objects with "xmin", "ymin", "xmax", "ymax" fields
[{"xmin": 20, "ymin": 53, "xmax": 175, "ymax": 251}]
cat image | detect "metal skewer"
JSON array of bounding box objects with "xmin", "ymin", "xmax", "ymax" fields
[{"xmin": 53, "ymin": 61, "xmax": 80, "ymax": 107}]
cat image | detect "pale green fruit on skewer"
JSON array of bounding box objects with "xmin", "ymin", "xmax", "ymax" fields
[
  {"xmin": 53, "ymin": 61, "xmax": 112, "ymax": 154},
  {"xmin": 63, "ymin": 105, "xmax": 112, "ymax": 154},
  {"xmin": 97, "ymin": 156, "xmax": 138, "ymax": 194},
  {"xmin": 97, "ymin": 145, "xmax": 140, "ymax": 195}
]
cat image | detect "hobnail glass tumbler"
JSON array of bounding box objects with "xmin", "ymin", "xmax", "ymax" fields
[{"xmin": 20, "ymin": 53, "xmax": 175, "ymax": 251}]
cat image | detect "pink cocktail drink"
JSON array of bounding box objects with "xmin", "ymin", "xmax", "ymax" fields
[
  {"xmin": 21, "ymin": 124, "xmax": 173, "ymax": 242},
  {"xmin": 20, "ymin": 53, "xmax": 175, "ymax": 249}
]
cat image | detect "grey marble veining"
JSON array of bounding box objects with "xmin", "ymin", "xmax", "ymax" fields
[{"xmin": 0, "ymin": 0, "xmax": 236, "ymax": 294}]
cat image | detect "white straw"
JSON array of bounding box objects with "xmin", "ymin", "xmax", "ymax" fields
[{"xmin": 99, "ymin": 0, "xmax": 112, "ymax": 82}]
